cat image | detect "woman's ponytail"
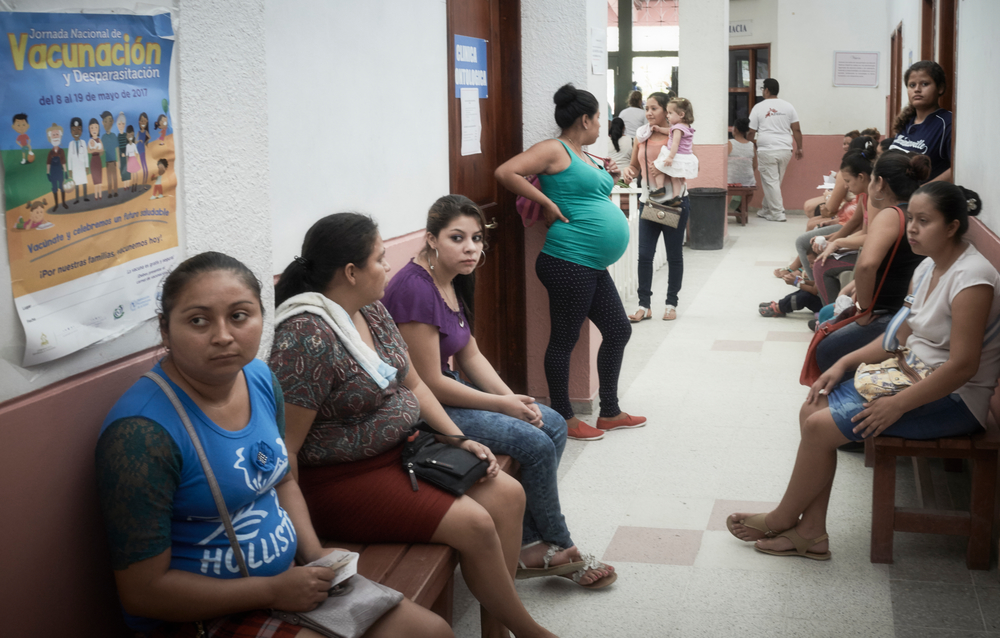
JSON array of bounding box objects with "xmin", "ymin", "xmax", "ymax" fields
[{"xmin": 274, "ymin": 213, "xmax": 380, "ymax": 308}]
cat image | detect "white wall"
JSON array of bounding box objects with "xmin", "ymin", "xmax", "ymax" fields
[
  {"xmin": 0, "ymin": 0, "xmax": 273, "ymax": 403},
  {"xmin": 523, "ymin": 0, "xmax": 608, "ymax": 153},
  {"xmin": 681, "ymin": 0, "xmax": 729, "ymax": 146},
  {"xmin": 728, "ymin": 0, "xmax": 777, "ymax": 54},
  {"xmin": 773, "ymin": 0, "xmax": 889, "ymax": 136},
  {"xmin": 728, "ymin": 0, "xmax": 888, "ymax": 137},
  {"xmin": 265, "ymin": 0, "xmax": 450, "ymax": 274},
  {"xmin": 954, "ymin": 1, "xmax": 1000, "ymax": 233}
]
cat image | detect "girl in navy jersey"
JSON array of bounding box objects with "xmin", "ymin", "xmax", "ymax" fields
[{"xmin": 889, "ymin": 61, "xmax": 953, "ymax": 182}]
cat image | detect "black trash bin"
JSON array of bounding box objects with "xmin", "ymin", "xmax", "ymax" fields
[{"xmin": 687, "ymin": 187, "xmax": 727, "ymax": 250}]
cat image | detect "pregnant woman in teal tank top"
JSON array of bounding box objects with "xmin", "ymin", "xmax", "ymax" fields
[{"xmin": 496, "ymin": 84, "xmax": 646, "ymax": 442}]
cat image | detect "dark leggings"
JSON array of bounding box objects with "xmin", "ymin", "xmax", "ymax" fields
[
  {"xmin": 535, "ymin": 252, "xmax": 632, "ymax": 419},
  {"xmin": 778, "ymin": 289, "xmax": 823, "ymax": 315}
]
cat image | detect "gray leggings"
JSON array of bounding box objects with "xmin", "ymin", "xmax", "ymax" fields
[{"xmin": 796, "ymin": 224, "xmax": 841, "ymax": 279}]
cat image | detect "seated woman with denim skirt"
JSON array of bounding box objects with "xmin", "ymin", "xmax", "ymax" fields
[
  {"xmin": 729, "ymin": 182, "xmax": 1000, "ymax": 560},
  {"xmin": 95, "ymin": 252, "xmax": 451, "ymax": 638},
  {"xmin": 382, "ymin": 194, "xmax": 617, "ymax": 590}
]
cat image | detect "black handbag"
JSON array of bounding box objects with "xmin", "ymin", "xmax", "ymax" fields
[{"xmin": 401, "ymin": 422, "xmax": 489, "ymax": 496}]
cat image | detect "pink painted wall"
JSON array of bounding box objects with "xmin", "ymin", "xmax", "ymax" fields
[
  {"xmin": 0, "ymin": 347, "xmax": 164, "ymax": 637},
  {"xmin": 384, "ymin": 230, "xmax": 425, "ymax": 276},
  {"xmin": 744, "ymin": 134, "xmax": 848, "ymax": 211},
  {"xmin": 688, "ymin": 143, "xmax": 728, "ymax": 189}
]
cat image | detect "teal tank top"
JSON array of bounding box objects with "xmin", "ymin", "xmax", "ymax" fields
[{"xmin": 538, "ymin": 140, "xmax": 630, "ymax": 270}]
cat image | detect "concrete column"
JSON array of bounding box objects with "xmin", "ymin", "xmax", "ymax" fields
[
  {"xmin": 522, "ymin": 0, "xmax": 607, "ymax": 414},
  {"xmin": 679, "ymin": 0, "xmax": 729, "ymax": 192}
]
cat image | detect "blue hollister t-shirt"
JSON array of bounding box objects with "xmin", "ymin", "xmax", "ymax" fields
[{"xmin": 98, "ymin": 358, "xmax": 296, "ymax": 630}]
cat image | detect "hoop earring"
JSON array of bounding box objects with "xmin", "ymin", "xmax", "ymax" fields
[{"xmin": 476, "ymin": 250, "xmax": 486, "ymax": 269}]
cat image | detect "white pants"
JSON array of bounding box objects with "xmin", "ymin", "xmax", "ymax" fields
[{"xmin": 757, "ymin": 149, "xmax": 792, "ymax": 216}]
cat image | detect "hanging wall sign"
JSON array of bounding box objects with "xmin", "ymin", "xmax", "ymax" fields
[
  {"xmin": 1, "ymin": 11, "xmax": 179, "ymax": 365},
  {"xmin": 833, "ymin": 51, "xmax": 880, "ymax": 88},
  {"xmin": 454, "ymin": 34, "xmax": 487, "ymax": 98}
]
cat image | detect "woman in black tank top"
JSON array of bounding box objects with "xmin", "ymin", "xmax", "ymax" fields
[{"xmin": 815, "ymin": 152, "xmax": 933, "ymax": 373}]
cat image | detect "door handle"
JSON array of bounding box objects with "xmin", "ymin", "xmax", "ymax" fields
[{"xmin": 485, "ymin": 217, "xmax": 498, "ymax": 230}]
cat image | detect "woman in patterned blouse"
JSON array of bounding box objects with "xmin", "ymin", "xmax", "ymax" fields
[{"xmin": 270, "ymin": 213, "xmax": 558, "ymax": 638}]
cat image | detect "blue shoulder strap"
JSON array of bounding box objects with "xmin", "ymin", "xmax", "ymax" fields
[{"xmin": 882, "ymin": 266, "xmax": 931, "ymax": 353}]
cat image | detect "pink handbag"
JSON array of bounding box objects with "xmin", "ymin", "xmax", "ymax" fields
[{"xmin": 515, "ymin": 175, "xmax": 543, "ymax": 228}]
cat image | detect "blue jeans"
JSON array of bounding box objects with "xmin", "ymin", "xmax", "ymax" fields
[
  {"xmin": 816, "ymin": 314, "xmax": 892, "ymax": 379},
  {"xmin": 638, "ymin": 196, "xmax": 690, "ymax": 308},
  {"xmin": 829, "ymin": 381, "xmax": 980, "ymax": 441},
  {"xmin": 443, "ymin": 395, "xmax": 572, "ymax": 548}
]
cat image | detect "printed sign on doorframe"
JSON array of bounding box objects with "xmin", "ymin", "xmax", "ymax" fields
[{"xmin": 454, "ymin": 34, "xmax": 487, "ymax": 98}]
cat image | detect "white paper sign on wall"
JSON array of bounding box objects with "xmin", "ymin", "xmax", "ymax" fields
[{"xmin": 833, "ymin": 51, "xmax": 880, "ymax": 88}]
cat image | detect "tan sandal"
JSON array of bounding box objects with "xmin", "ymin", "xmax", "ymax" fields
[
  {"xmin": 754, "ymin": 528, "xmax": 831, "ymax": 561},
  {"xmin": 662, "ymin": 305, "xmax": 677, "ymax": 321},
  {"xmin": 726, "ymin": 513, "xmax": 777, "ymax": 541},
  {"xmin": 629, "ymin": 307, "xmax": 652, "ymax": 323}
]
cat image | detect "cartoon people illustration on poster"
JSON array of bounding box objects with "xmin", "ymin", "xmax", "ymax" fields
[
  {"xmin": 13, "ymin": 199, "xmax": 51, "ymax": 230},
  {"xmin": 12, "ymin": 113, "xmax": 32, "ymax": 164},
  {"xmin": 137, "ymin": 112, "xmax": 150, "ymax": 189},
  {"xmin": 155, "ymin": 113, "xmax": 168, "ymax": 146},
  {"xmin": 116, "ymin": 112, "xmax": 130, "ymax": 193},
  {"xmin": 100, "ymin": 110, "xmax": 119, "ymax": 198},
  {"xmin": 66, "ymin": 117, "xmax": 89, "ymax": 204},
  {"xmin": 151, "ymin": 158, "xmax": 168, "ymax": 199},
  {"xmin": 45, "ymin": 123, "xmax": 67, "ymax": 212},
  {"xmin": 87, "ymin": 118, "xmax": 104, "ymax": 200}
]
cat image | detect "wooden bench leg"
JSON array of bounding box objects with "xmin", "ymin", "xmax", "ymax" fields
[
  {"xmin": 429, "ymin": 570, "xmax": 454, "ymax": 625},
  {"xmin": 967, "ymin": 451, "xmax": 998, "ymax": 570},
  {"xmin": 871, "ymin": 448, "xmax": 896, "ymax": 563}
]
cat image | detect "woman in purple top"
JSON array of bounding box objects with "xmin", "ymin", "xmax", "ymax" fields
[{"xmin": 382, "ymin": 195, "xmax": 616, "ymax": 590}]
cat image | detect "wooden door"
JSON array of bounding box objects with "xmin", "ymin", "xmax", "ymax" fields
[{"xmin": 447, "ymin": 0, "xmax": 526, "ymax": 392}]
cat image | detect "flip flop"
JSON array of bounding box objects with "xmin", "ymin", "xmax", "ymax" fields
[
  {"xmin": 726, "ymin": 513, "xmax": 777, "ymax": 541},
  {"xmin": 629, "ymin": 307, "xmax": 652, "ymax": 323},
  {"xmin": 754, "ymin": 528, "xmax": 831, "ymax": 561},
  {"xmin": 515, "ymin": 542, "xmax": 585, "ymax": 580},
  {"xmin": 565, "ymin": 552, "xmax": 617, "ymax": 589}
]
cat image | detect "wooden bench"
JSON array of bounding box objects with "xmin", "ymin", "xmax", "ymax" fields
[
  {"xmin": 868, "ymin": 420, "xmax": 1000, "ymax": 569},
  {"xmin": 866, "ymin": 218, "xmax": 1000, "ymax": 569},
  {"xmin": 0, "ymin": 344, "xmax": 519, "ymax": 634},
  {"xmin": 322, "ymin": 455, "xmax": 519, "ymax": 625},
  {"xmin": 727, "ymin": 185, "xmax": 755, "ymax": 226}
]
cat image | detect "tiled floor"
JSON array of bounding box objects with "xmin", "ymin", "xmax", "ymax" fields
[{"xmin": 449, "ymin": 212, "xmax": 1000, "ymax": 637}]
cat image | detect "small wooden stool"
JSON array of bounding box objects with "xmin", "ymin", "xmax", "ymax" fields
[{"xmin": 727, "ymin": 185, "xmax": 755, "ymax": 226}]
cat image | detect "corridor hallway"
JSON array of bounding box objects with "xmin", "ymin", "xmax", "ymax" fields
[{"xmin": 452, "ymin": 212, "xmax": 1000, "ymax": 638}]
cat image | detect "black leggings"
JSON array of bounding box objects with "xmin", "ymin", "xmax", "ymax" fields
[{"xmin": 535, "ymin": 252, "xmax": 632, "ymax": 419}]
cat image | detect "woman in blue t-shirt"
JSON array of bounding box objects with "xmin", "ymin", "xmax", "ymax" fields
[
  {"xmin": 96, "ymin": 252, "xmax": 450, "ymax": 638},
  {"xmin": 383, "ymin": 194, "xmax": 617, "ymax": 590},
  {"xmin": 889, "ymin": 60, "xmax": 953, "ymax": 182},
  {"xmin": 495, "ymin": 83, "xmax": 644, "ymax": 442}
]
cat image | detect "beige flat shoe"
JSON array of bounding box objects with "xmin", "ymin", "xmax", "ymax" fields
[{"xmin": 663, "ymin": 306, "xmax": 677, "ymax": 321}]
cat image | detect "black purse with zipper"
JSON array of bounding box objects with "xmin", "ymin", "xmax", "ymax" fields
[{"xmin": 401, "ymin": 422, "xmax": 489, "ymax": 496}]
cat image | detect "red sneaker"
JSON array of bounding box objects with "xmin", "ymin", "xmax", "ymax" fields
[
  {"xmin": 595, "ymin": 413, "xmax": 647, "ymax": 431},
  {"xmin": 567, "ymin": 421, "xmax": 605, "ymax": 441}
]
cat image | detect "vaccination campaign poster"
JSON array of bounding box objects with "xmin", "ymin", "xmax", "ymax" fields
[{"xmin": 1, "ymin": 12, "xmax": 178, "ymax": 366}]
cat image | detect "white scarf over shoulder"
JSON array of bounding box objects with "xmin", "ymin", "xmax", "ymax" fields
[{"xmin": 274, "ymin": 292, "xmax": 398, "ymax": 389}]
